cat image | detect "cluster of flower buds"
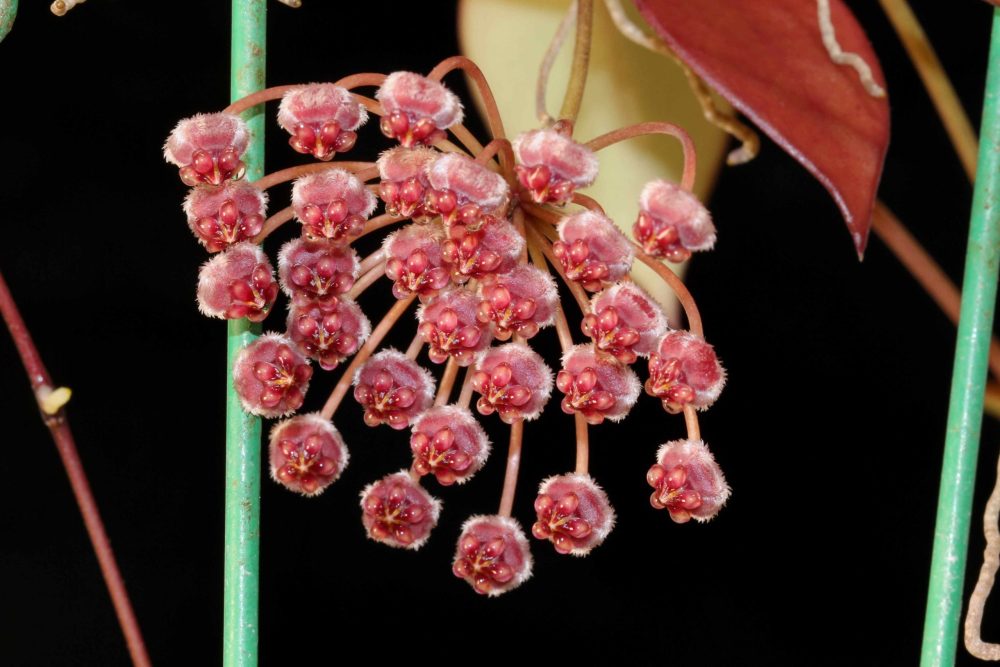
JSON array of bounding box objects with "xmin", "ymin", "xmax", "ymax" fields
[{"xmin": 166, "ymin": 58, "xmax": 730, "ymax": 596}]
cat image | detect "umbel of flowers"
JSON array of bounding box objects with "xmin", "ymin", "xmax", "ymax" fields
[{"xmin": 164, "ymin": 57, "xmax": 730, "ymax": 596}]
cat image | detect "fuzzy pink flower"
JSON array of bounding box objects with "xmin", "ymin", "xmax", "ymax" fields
[
  {"xmin": 553, "ymin": 211, "xmax": 634, "ymax": 292},
  {"xmin": 477, "ymin": 265, "xmax": 558, "ymax": 341},
  {"xmin": 453, "ymin": 515, "xmax": 533, "ymax": 596},
  {"xmin": 424, "ymin": 153, "xmax": 509, "ymax": 229},
  {"xmin": 647, "ymin": 439, "xmax": 730, "ymax": 523},
  {"xmin": 164, "ymin": 112, "xmax": 249, "ymax": 186},
  {"xmin": 417, "ymin": 288, "xmax": 492, "ymax": 365},
  {"xmin": 278, "ymin": 238, "xmax": 359, "ymax": 309},
  {"xmin": 513, "ymin": 128, "xmax": 598, "ymax": 205},
  {"xmin": 382, "ymin": 223, "xmax": 451, "ymax": 300},
  {"xmin": 410, "ymin": 406, "xmax": 490, "ymax": 486},
  {"xmin": 472, "ymin": 343, "xmax": 553, "ymax": 424},
  {"xmin": 583, "ymin": 282, "xmax": 668, "ymax": 364},
  {"xmin": 361, "ymin": 471, "xmax": 442, "ymax": 550},
  {"xmin": 532, "ymin": 473, "xmax": 615, "ymax": 555},
  {"xmin": 635, "ymin": 180, "xmax": 716, "ymax": 263},
  {"xmin": 288, "ymin": 298, "xmax": 370, "ymax": 371},
  {"xmin": 269, "ymin": 413, "xmax": 349, "ymax": 496},
  {"xmin": 291, "ymin": 170, "xmax": 377, "ymax": 243},
  {"xmin": 646, "ymin": 331, "xmax": 726, "ymax": 413},
  {"xmin": 278, "ymin": 84, "xmax": 367, "ymax": 161},
  {"xmin": 183, "ymin": 181, "xmax": 267, "ymax": 253},
  {"xmin": 556, "ymin": 345, "xmax": 641, "ymax": 424},
  {"xmin": 196, "ymin": 242, "xmax": 278, "ymax": 322},
  {"xmin": 353, "ymin": 349, "xmax": 435, "ymax": 429},
  {"xmin": 377, "ymin": 146, "xmax": 438, "ymax": 220},
  {"xmin": 441, "ymin": 219, "xmax": 524, "ymax": 284},
  {"xmin": 376, "ymin": 71, "xmax": 463, "ymax": 147},
  {"xmin": 233, "ymin": 333, "xmax": 313, "ymax": 418}
]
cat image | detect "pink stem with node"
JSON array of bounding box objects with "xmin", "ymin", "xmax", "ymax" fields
[
  {"xmin": 586, "ymin": 122, "xmax": 698, "ymax": 192},
  {"xmin": 435, "ymin": 358, "xmax": 461, "ymax": 406},
  {"xmin": 252, "ymin": 162, "xmax": 377, "ymax": 191},
  {"xmin": 498, "ymin": 420, "xmax": 525, "ymax": 517}
]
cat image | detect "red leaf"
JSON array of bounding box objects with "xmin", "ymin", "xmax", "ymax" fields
[{"xmin": 633, "ymin": 0, "xmax": 890, "ymax": 257}]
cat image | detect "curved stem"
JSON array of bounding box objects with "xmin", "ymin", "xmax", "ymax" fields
[
  {"xmin": 358, "ymin": 249, "xmax": 386, "ymax": 276},
  {"xmin": 253, "ymin": 206, "xmax": 294, "ymax": 244},
  {"xmin": 498, "ymin": 420, "xmax": 525, "ymax": 517},
  {"xmin": 525, "ymin": 220, "xmax": 590, "ymax": 313},
  {"xmin": 457, "ymin": 367, "xmax": 476, "ymax": 409},
  {"xmin": 571, "ymin": 192, "xmax": 604, "ymax": 214},
  {"xmin": 405, "ymin": 333, "xmax": 423, "ymax": 360},
  {"xmin": 633, "ymin": 246, "xmax": 703, "ymax": 337},
  {"xmin": 429, "ymin": 55, "xmax": 507, "ymax": 140},
  {"xmin": 0, "ymin": 270, "xmax": 151, "ymax": 667},
  {"xmin": 475, "ymin": 137, "xmax": 515, "ymax": 172},
  {"xmin": 586, "ymin": 122, "xmax": 698, "ymax": 192},
  {"xmin": 354, "ymin": 213, "xmax": 407, "ymax": 241},
  {"xmin": 683, "ymin": 405, "xmax": 701, "ymax": 442},
  {"xmin": 332, "ymin": 72, "xmax": 387, "ymax": 90},
  {"xmin": 319, "ymin": 295, "xmax": 417, "ymax": 421},
  {"xmin": 345, "ymin": 262, "xmax": 386, "ymax": 301},
  {"xmin": 435, "ymin": 358, "xmax": 460, "ymax": 406},
  {"xmin": 559, "ymin": 0, "xmax": 594, "ymax": 122},
  {"xmin": 224, "ymin": 83, "xmax": 299, "ymax": 115},
  {"xmin": 536, "ymin": 0, "xmax": 578, "ymax": 125},
  {"xmin": 965, "ymin": 439, "xmax": 1000, "ymax": 660},
  {"xmin": 252, "ymin": 161, "xmax": 376, "ymax": 191}
]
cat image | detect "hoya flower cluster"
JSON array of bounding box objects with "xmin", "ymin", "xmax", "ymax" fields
[{"xmin": 165, "ymin": 59, "xmax": 730, "ymax": 596}]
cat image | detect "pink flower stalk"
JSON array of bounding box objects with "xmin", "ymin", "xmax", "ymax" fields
[
  {"xmin": 635, "ymin": 180, "xmax": 716, "ymax": 263},
  {"xmin": 646, "ymin": 331, "xmax": 726, "ymax": 413},
  {"xmin": 583, "ymin": 282, "xmax": 668, "ymax": 364},
  {"xmin": 291, "ymin": 170, "xmax": 377, "ymax": 243},
  {"xmin": 377, "ymin": 146, "xmax": 437, "ymax": 220},
  {"xmin": 453, "ymin": 515, "xmax": 533, "ymax": 596},
  {"xmin": 382, "ymin": 223, "xmax": 451, "ymax": 300},
  {"xmin": 277, "ymin": 84, "xmax": 368, "ymax": 161},
  {"xmin": 477, "ymin": 264, "xmax": 558, "ymax": 341},
  {"xmin": 647, "ymin": 439, "xmax": 730, "ymax": 523},
  {"xmin": 196, "ymin": 242, "xmax": 278, "ymax": 322},
  {"xmin": 513, "ymin": 128, "xmax": 598, "ymax": 205},
  {"xmin": 278, "ymin": 238, "xmax": 360, "ymax": 309},
  {"xmin": 441, "ymin": 219, "xmax": 524, "ymax": 284},
  {"xmin": 353, "ymin": 349, "xmax": 435, "ymax": 429},
  {"xmin": 233, "ymin": 333, "xmax": 313, "ymax": 418},
  {"xmin": 472, "ymin": 342, "xmax": 553, "ymax": 424},
  {"xmin": 183, "ymin": 181, "xmax": 267, "ymax": 253},
  {"xmin": 532, "ymin": 474, "xmax": 615, "ymax": 555},
  {"xmin": 556, "ymin": 345, "xmax": 641, "ymax": 424},
  {"xmin": 361, "ymin": 471, "xmax": 442, "ymax": 550},
  {"xmin": 410, "ymin": 406, "xmax": 491, "ymax": 486},
  {"xmin": 425, "ymin": 153, "xmax": 510, "ymax": 229},
  {"xmin": 376, "ymin": 71, "xmax": 463, "ymax": 147},
  {"xmin": 164, "ymin": 112, "xmax": 249, "ymax": 186},
  {"xmin": 288, "ymin": 298, "xmax": 371, "ymax": 371},
  {"xmin": 417, "ymin": 288, "xmax": 492, "ymax": 365},
  {"xmin": 269, "ymin": 413, "xmax": 349, "ymax": 496},
  {"xmin": 553, "ymin": 211, "xmax": 634, "ymax": 292}
]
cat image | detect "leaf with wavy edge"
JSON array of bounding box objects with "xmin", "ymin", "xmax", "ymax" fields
[{"xmin": 634, "ymin": 0, "xmax": 890, "ymax": 257}]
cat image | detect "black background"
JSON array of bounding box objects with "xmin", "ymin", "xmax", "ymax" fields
[{"xmin": 0, "ymin": 1, "xmax": 996, "ymax": 664}]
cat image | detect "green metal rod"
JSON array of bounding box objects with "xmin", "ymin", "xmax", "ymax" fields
[
  {"xmin": 921, "ymin": 9, "xmax": 1000, "ymax": 666},
  {"xmin": 224, "ymin": 1, "xmax": 266, "ymax": 666},
  {"xmin": 0, "ymin": 0, "xmax": 16, "ymax": 43}
]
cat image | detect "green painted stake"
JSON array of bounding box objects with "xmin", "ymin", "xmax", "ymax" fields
[
  {"xmin": 921, "ymin": 9, "xmax": 1000, "ymax": 666},
  {"xmin": 224, "ymin": 1, "xmax": 266, "ymax": 666},
  {"xmin": 0, "ymin": 0, "xmax": 16, "ymax": 43}
]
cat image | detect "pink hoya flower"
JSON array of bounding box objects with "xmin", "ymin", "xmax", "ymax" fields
[
  {"xmin": 183, "ymin": 181, "xmax": 267, "ymax": 253},
  {"xmin": 164, "ymin": 112, "xmax": 249, "ymax": 186},
  {"xmin": 361, "ymin": 471, "xmax": 442, "ymax": 550},
  {"xmin": 417, "ymin": 288, "xmax": 492, "ymax": 365},
  {"xmin": 556, "ymin": 345, "xmax": 641, "ymax": 424},
  {"xmin": 278, "ymin": 238, "xmax": 359, "ymax": 309},
  {"xmin": 410, "ymin": 406, "xmax": 490, "ymax": 486},
  {"xmin": 291, "ymin": 170, "xmax": 377, "ymax": 243},
  {"xmin": 288, "ymin": 298, "xmax": 370, "ymax": 371},
  {"xmin": 376, "ymin": 71, "xmax": 463, "ymax": 147},
  {"xmin": 425, "ymin": 153, "xmax": 510, "ymax": 229},
  {"xmin": 233, "ymin": 333, "xmax": 313, "ymax": 418},
  {"xmin": 477, "ymin": 264, "xmax": 558, "ymax": 341},
  {"xmin": 583, "ymin": 282, "xmax": 668, "ymax": 364},
  {"xmin": 635, "ymin": 180, "xmax": 716, "ymax": 263},
  {"xmin": 269, "ymin": 413, "xmax": 349, "ymax": 496},
  {"xmin": 382, "ymin": 223, "xmax": 451, "ymax": 300},
  {"xmin": 377, "ymin": 146, "xmax": 437, "ymax": 220},
  {"xmin": 472, "ymin": 343, "xmax": 553, "ymax": 424},
  {"xmin": 647, "ymin": 439, "xmax": 730, "ymax": 523},
  {"xmin": 532, "ymin": 473, "xmax": 615, "ymax": 556},
  {"xmin": 353, "ymin": 349, "xmax": 435, "ymax": 429},
  {"xmin": 196, "ymin": 242, "xmax": 278, "ymax": 322},
  {"xmin": 453, "ymin": 515, "xmax": 533, "ymax": 597},
  {"xmin": 441, "ymin": 219, "xmax": 523, "ymax": 284},
  {"xmin": 277, "ymin": 83, "xmax": 367, "ymax": 161},
  {"xmin": 513, "ymin": 128, "xmax": 598, "ymax": 205},
  {"xmin": 646, "ymin": 331, "xmax": 726, "ymax": 413},
  {"xmin": 553, "ymin": 211, "xmax": 634, "ymax": 292}
]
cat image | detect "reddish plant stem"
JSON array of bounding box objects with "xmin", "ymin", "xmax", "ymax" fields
[
  {"xmin": 683, "ymin": 405, "xmax": 701, "ymax": 442},
  {"xmin": 405, "ymin": 333, "xmax": 423, "ymax": 360},
  {"xmin": 349, "ymin": 90, "xmax": 481, "ymax": 157},
  {"xmin": 345, "ymin": 262, "xmax": 386, "ymax": 301},
  {"xmin": 358, "ymin": 249, "xmax": 386, "ymax": 276},
  {"xmin": 524, "ymin": 219, "xmax": 590, "ymax": 313},
  {"xmin": 253, "ymin": 206, "xmax": 294, "ymax": 244},
  {"xmin": 574, "ymin": 413, "xmax": 590, "ymax": 475},
  {"xmin": 429, "ymin": 55, "xmax": 508, "ymax": 143},
  {"xmin": 252, "ymin": 161, "xmax": 375, "ymax": 191},
  {"xmin": 319, "ymin": 295, "xmax": 417, "ymax": 421},
  {"xmin": 0, "ymin": 270, "xmax": 151, "ymax": 667},
  {"xmin": 572, "ymin": 193, "xmax": 605, "ymax": 214},
  {"xmin": 332, "ymin": 72, "xmax": 387, "ymax": 90},
  {"xmin": 586, "ymin": 122, "xmax": 698, "ymax": 192},
  {"xmin": 435, "ymin": 358, "xmax": 460, "ymax": 406},
  {"xmin": 475, "ymin": 137, "xmax": 515, "ymax": 175},
  {"xmin": 457, "ymin": 366, "xmax": 476, "ymax": 409},
  {"xmin": 633, "ymin": 246, "xmax": 704, "ymax": 338},
  {"xmin": 354, "ymin": 213, "xmax": 407, "ymax": 241},
  {"xmin": 498, "ymin": 420, "xmax": 525, "ymax": 517},
  {"xmin": 224, "ymin": 84, "xmax": 300, "ymax": 115}
]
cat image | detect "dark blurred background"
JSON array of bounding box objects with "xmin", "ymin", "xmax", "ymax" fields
[{"xmin": 0, "ymin": 1, "xmax": 996, "ymax": 664}]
